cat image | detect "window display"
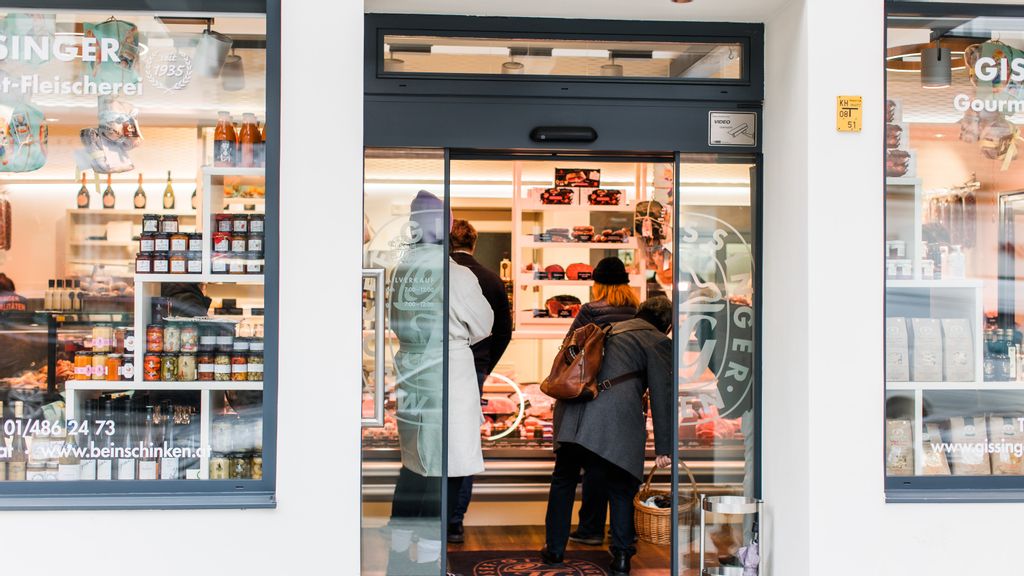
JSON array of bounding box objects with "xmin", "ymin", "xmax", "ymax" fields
[
  {"xmin": 886, "ymin": 5, "xmax": 1024, "ymax": 497},
  {"xmin": 0, "ymin": 7, "xmax": 273, "ymax": 504}
]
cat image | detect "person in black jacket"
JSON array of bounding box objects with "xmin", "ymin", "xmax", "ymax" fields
[{"xmin": 447, "ymin": 219, "xmax": 513, "ymax": 543}]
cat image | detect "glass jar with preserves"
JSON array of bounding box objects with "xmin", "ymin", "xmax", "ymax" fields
[
  {"xmin": 170, "ymin": 232, "xmax": 188, "ymax": 252},
  {"xmin": 247, "ymin": 351, "xmax": 263, "ymax": 381},
  {"xmin": 229, "ymin": 455, "xmax": 252, "ymax": 479},
  {"xmin": 74, "ymin": 352, "xmax": 92, "ymax": 380},
  {"xmin": 121, "ymin": 355, "xmax": 135, "ymax": 381},
  {"xmin": 135, "ymin": 253, "xmax": 153, "ymax": 274},
  {"xmin": 246, "ymin": 232, "xmax": 264, "ymax": 257},
  {"xmin": 154, "ymin": 232, "xmax": 171, "ymax": 252},
  {"xmin": 169, "ymin": 251, "xmax": 188, "ymax": 274},
  {"xmin": 92, "ymin": 325, "xmax": 113, "ymax": 353},
  {"xmin": 232, "ymin": 213, "xmax": 249, "ymax": 234},
  {"xmin": 105, "ymin": 354, "xmax": 121, "ymax": 382},
  {"xmin": 209, "ymin": 456, "xmax": 230, "ymax": 480},
  {"xmin": 228, "ymin": 257, "xmax": 246, "ymax": 275},
  {"xmin": 231, "ymin": 352, "xmax": 248, "ymax": 381},
  {"xmin": 214, "ymin": 353, "xmax": 231, "ymax": 381},
  {"xmin": 251, "ymin": 455, "xmax": 263, "ymax": 480},
  {"xmin": 232, "ymin": 337, "xmax": 250, "ymax": 353},
  {"xmin": 248, "ymin": 213, "xmax": 264, "ymax": 234},
  {"xmin": 230, "ymin": 232, "xmax": 247, "ymax": 254},
  {"xmin": 187, "ymin": 252, "xmax": 202, "ymax": 274},
  {"xmin": 161, "ymin": 353, "xmax": 178, "ymax": 381},
  {"xmin": 197, "ymin": 353, "xmax": 215, "ymax": 381},
  {"xmin": 143, "ymin": 353, "xmax": 161, "ymax": 381},
  {"xmin": 215, "ymin": 325, "xmax": 234, "ymax": 352},
  {"xmin": 180, "ymin": 324, "xmax": 199, "ymax": 352},
  {"xmin": 163, "ymin": 324, "xmax": 181, "ymax": 353},
  {"xmin": 146, "ymin": 324, "xmax": 164, "ymax": 352},
  {"xmin": 215, "ymin": 214, "xmax": 233, "ymax": 233},
  {"xmin": 91, "ymin": 353, "xmax": 107, "ymax": 380},
  {"xmin": 139, "ymin": 233, "xmax": 155, "ymax": 254},
  {"xmin": 188, "ymin": 233, "xmax": 203, "ymax": 252},
  {"xmin": 211, "ymin": 253, "xmax": 229, "ymax": 274},
  {"xmin": 212, "ymin": 231, "xmax": 231, "ymax": 253},
  {"xmin": 152, "ymin": 252, "xmax": 170, "ymax": 274},
  {"xmin": 142, "ymin": 213, "xmax": 160, "ymax": 233},
  {"xmin": 178, "ymin": 353, "xmax": 197, "ymax": 381},
  {"xmin": 245, "ymin": 255, "xmax": 263, "ymax": 275},
  {"xmin": 199, "ymin": 325, "xmax": 216, "ymax": 353},
  {"xmin": 160, "ymin": 215, "xmax": 179, "ymax": 234}
]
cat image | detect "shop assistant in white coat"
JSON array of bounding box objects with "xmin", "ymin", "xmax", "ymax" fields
[{"xmin": 386, "ymin": 190, "xmax": 493, "ymax": 573}]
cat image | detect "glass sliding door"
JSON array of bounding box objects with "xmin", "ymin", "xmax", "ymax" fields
[
  {"xmin": 674, "ymin": 154, "xmax": 759, "ymax": 573},
  {"xmin": 362, "ymin": 148, "xmax": 448, "ymax": 576}
]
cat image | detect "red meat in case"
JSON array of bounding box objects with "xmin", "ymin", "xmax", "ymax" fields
[
  {"xmin": 545, "ymin": 264, "xmax": 566, "ymax": 280},
  {"xmin": 545, "ymin": 294, "xmax": 581, "ymax": 318},
  {"xmin": 886, "ymin": 123, "xmax": 903, "ymax": 149},
  {"xmin": 566, "ymin": 262, "xmax": 593, "ymax": 281},
  {"xmin": 886, "ymin": 149, "xmax": 910, "ymax": 177}
]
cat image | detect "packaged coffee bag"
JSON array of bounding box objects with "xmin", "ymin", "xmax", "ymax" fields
[
  {"xmin": 886, "ymin": 419, "xmax": 914, "ymax": 476},
  {"xmin": 988, "ymin": 414, "xmax": 1024, "ymax": 476},
  {"xmin": 949, "ymin": 415, "xmax": 992, "ymax": 475},
  {"xmin": 921, "ymin": 423, "xmax": 951, "ymax": 476},
  {"xmin": 886, "ymin": 317, "xmax": 910, "ymax": 381},
  {"xmin": 941, "ymin": 318, "xmax": 974, "ymax": 382},
  {"xmin": 911, "ymin": 318, "xmax": 943, "ymax": 381}
]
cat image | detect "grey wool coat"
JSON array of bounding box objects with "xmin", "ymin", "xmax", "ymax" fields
[{"xmin": 552, "ymin": 318, "xmax": 675, "ymax": 480}]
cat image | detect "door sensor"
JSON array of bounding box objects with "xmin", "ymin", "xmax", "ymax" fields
[{"xmin": 529, "ymin": 126, "xmax": 598, "ymax": 143}]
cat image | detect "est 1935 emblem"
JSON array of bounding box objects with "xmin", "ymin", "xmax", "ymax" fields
[{"xmin": 145, "ymin": 49, "xmax": 193, "ymax": 93}]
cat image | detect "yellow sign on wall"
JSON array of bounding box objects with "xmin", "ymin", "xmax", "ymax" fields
[{"xmin": 837, "ymin": 96, "xmax": 863, "ymax": 132}]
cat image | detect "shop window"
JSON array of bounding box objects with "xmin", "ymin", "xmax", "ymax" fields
[
  {"xmin": 0, "ymin": 7, "xmax": 274, "ymax": 507},
  {"xmin": 886, "ymin": 4, "xmax": 1024, "ymax": 499}
]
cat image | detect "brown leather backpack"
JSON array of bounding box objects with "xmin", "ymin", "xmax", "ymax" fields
[{"xmin": 541, "ymin": 323, "xmax": 643, "ymax": 402}]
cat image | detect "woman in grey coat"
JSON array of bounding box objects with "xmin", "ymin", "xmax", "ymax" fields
[{"xmin": 541, "ymin": 297, "xmax": 675, "ymax": 576}]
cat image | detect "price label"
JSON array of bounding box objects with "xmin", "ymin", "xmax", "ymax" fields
[{"xmin": 837, "ymin": 95, "xmax": 863, "ymax": 132}]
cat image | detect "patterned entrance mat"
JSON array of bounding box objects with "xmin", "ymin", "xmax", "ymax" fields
[{"xmin": 447, "ymin": 550, "xmax": 611, "ymax": 576}]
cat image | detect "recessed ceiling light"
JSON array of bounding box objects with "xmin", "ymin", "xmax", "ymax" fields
[
  {"xmin": 672, "ymin": 0, "xmax": 694, "ymax": 3},
  {"xmin": 935, "ymin": 133, "xmax": 944, "ymax": 138},
  {"xmin": 45, "ymin": 118, "xmax": 58, "ymax": 122}
]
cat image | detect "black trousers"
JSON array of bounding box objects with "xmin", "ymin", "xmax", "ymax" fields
[
  {"xmin": 576, "ymin": 469, "xmax": 609, "ymax": 537},
  {"xmin": 390, "ymin": 466, "xmax": 465, "ymax": 536},
  {"xmin": 545, "ymin": 443, "xmax": 641, "ymax": 556}
]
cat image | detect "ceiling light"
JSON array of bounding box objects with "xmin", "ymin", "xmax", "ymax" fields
[
  {"xmin": 551, "ymin": 48, "xmax": 609, "ymax": 58},
  {"xmin": 935, "ymin": 133, "xmax": 944, "ymax": 139},
  {"xmin": 921, "ymin": 44, "xmax": 952, "ymax": 89},
  {"xmin": 501, "ymin": 60, "xmax": 524, "ymax": 74},
  {"xmin": 672, "ymin": 0, "xmax": 694, "ymax": 3},
  {"xmin": 431, "ymin": 45, "xmax": 509, "ymax": 56},
  {"xmin": 45, "ymin": 118, "xmax": 58, "ymax": 122},
  {"xmin": 601, "ymin": 57, "xmax": 623, "ymax": 76}
]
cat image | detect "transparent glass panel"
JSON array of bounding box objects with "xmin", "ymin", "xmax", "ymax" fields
[
  {"xmin": 383, "ymin": 34, "xmax": 743, "ymax": 80},
  {"xmin": 362, "ymin": 147, "xmax": 446, "ymax": 576},
  {"xmin": 676, "ymin": 155, "xmax": 756, "ymax": 570},
  {"xmin": 886, "ymin": 9, "xmax": 1024, "ymax": 489},
  {"xmin": 0, "ymin": 9, "xmax": 268, "ymax": 485}
]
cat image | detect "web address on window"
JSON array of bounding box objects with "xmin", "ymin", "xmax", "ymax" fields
[
  {"xmin": 932, "ymin": 441, "xmax": 1024, "ymax": 458},
  {"xmin": 0, "ymin": 442, "xmax": 207, "ymax": 460}
]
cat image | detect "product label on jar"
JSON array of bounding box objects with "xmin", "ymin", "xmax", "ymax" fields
[
  {"xmin": 187, "ymin": 258, "xmax": 202, "ymax": 274},
  {"xmin": 121, "ymin": 362, "xmax": 135, "ymax": 380},
  {"xmin": 231, "ymin": 238, "xmax": 247, "ymax": 252},
  {"xmin": 229, "ymin": 260, "xmax": 245, "ymax": 273},
  {"xmin": 136, "ymin": 259, "xmax": 152, "ymax": 273},
  {"xmin": 161, "ymin": 221, "xmax": 178, "ymax": 234},
  {"xmin": 231, "ymin": 364, "xmax": 246, "ymax": 374},
  {"xmin": 247, "ymin": 363, "xmax": 263, "ymax": 374},
  {"xmin": 137, "ymin": 461, "xmax": 158, "ymax": 480},
  {"xmin": 249, "ymin": 219, "xmax": 264, "ymax": 233},
  {"xmin": 189, "ymin": 238, "xmax": 203, "ymax": 252},
  {"xmin": 200, "ymin": 335, "xmax": 217, "ymax": 345},
  {"xmin": 75, "ymin": 366, "xmax": 90, "ymax": 377},
  {"xmin": 199, "ymin": 363, "xmax": 214, "ymax": 373},
  {"xmin": 233, "ymin": 220, "xmax": 248, "ymax": 233},
  {"xmin": 212, "ymin": 258, "xmax": 228, "ymax": 273},
  {"xmin": 143, "ymin": 220, "xmax": 159, "ymax": 233},
  {"xmin": 247, "ymin": 237, "xmax": 263, "ymax": 253},
  {"xmin": 246, "ymin": 262, "xmax": 262, "ymax": 274},
  {"xmin": 215, "ymin": 140, "xmax": 235, "ymax": 165},
  {"xmin": 155, "ymin": 238, "xmax": 170, "ymax": 252},
  {"xmin": 215, "ymin": 364, "xmax": 231, "ymax": 375},
  {"xmin": 125, "ymin": 335, "xmax": 136, "ymax": 352},
  {"xmin": 154, "ymin": 259, "xmax": 169, "ymax": 273},
  {"xmin": 171, "ymin": 238, "xmax": 188, "ymax": 252},
  {"xmin": 170, "ymin": 259, "xmax": 186, "ymax": 274},
  {"xmin": 213, "ymin": 234, "xmax": 230, "ymax": 253},
  {"xmin": 140, "ymin": 238, "xmax": 155, "ymax": 252}
]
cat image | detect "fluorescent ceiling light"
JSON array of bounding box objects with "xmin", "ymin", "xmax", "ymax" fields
[
  {"xmin": 431, "ymin": 45, "xmax": 510, "ymax": 56},
  {"xmin": 551, "ymin": 48, "xmax": 609, "ymax": 58},
  {"xmin": 652, "ymin": 51, "xmax": 682, "ymax": 59}
]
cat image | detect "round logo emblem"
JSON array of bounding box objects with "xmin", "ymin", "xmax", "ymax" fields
[
  {"xmin": 145, "ymin": 49, "xmax": 193, "ymax": 93},
  {"xmin": 472, "ymin": 557, "xmax": 605, "ymax": 576}
]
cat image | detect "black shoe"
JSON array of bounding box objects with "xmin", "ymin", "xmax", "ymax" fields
[
  {"xmin": 568, "ymin": 530, "xmax": 604, "ymax": 546},
  {"xmin": 539, "ymin": 547, "xmax": 564, "ymax": 566},
  {"xmin": 609, "ymin": 550, "xmax": 632, "ymax": 576},
  {"xmin": 447, "ymin": 522, "xmax": 464, "ymax": 544}
]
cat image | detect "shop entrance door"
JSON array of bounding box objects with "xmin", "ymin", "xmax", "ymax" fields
[{"xmin": 360, "ymin": 149, "xmax": 760, "ymax": 576}]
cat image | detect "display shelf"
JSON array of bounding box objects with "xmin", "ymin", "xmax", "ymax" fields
[
  {"xmin": 68, "ymin": 208, "xmax": 198, "ymax": 217},
  {"xmin": 69, "ymin": 240, "xmax": 136, "ymax": 248},
  {"xmin": 520, "ymin": 237, "xmax": 636, "ymax": 250},
  {"xmin": 134, "ymin": 273, "xmax": 264, "ymax": 284},
  {"xmin": 66, "ymin": 381, "xmax": 264, "ymax": 392},
  {"xmin": 521, "ymin": 203, "xmax": 633, "ymax": 213},
  {"xmin": 885, "ymin": 177, "xmax": 923, "ymax": 280},
  {"xmin": 887, "ymin": 279, "xmax": 984, "ymax": 289},
  {"xmin": 517, "ymin": 273, "xmax": 643, "ymax": 287},
  {"xmin": 886, "ymin": 177, "xmax": 922, "ymax": 187},
  {"xmin": 886, "ymin": 381, "xmax": 1024, "ymax": 391}
]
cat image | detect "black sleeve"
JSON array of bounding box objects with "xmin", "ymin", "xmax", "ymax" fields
[
  {"xmin": 647, "ymin": 337, "xmax": 675, "ymax": 457},
  {"xmin": 485, "ymin": 276, "xmax": 513, "ymax": 374},
  {"xmin": 566, "ymin": 303, "xmax": 593, "ymax": 336}
]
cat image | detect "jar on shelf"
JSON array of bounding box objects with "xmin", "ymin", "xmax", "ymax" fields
[
  {"xmin": 228, "ymin": 257, "xmax": 246, "ymax": 275},
  {"xmin": 161, "ymin": 353, "xmax": 178, "ymax": 381},
  {"xmin": 146, "ymin": 324, "xmax": 164, "ymax": 352},
  {"xmin": 232, "ymin": 213, "xmax": 249, "ymax": 234},
  {"xmin": 188, "ymin": 233, "xmax": 203, "ymax": 252},
  {"xmin": 180, "ymin": 324, "xmax": 199, "ymax": 353},
  {"xmin": 209, "ymin": 456, "xmax": 230, "ymax": 480},
  {"xmin": 170, "ymin": 232, "xmax": 188, "ymax": 252},
  {"xmin": 245, "ymin": 255, "xmax": 263, "ymax": 275},
  {"xmin": 135, "ymin": 253, "xmax": 153, "ymax": 274},
  {"xmin": 247, "ymin": 350, "xmax": 263, "ymax": 381},
  {"xmin": 199, "ymin": 325, "xmax": 217, "ymax": 353},
  {"xmin": 163, "ymin": 324, "xmax": 181, "ymax": 353},
  {"xmin": 177, "ymin": 353, "xmax": 197, "ymax": 381},
  {"xmin": 154, "ymin": 232, "xmax": 170, "ymax": 252},
  {"xmin": 152, "ymin": 252, "xmax": 170, "ymax": 274},
  {"xmin": 104, "ymin": 354, "xmax": 121, "ymax": 382},
  {"xmin": 169, "ymin": 252, "xmax": 188, "ymax": 274},
  {"xmin": 215, "ymin": 325, "xmax": 234, "ymax": 352},
  {"xmin": 228, "ymin": 454, "xmax": 252, "ymax": 479},
  {"xmin": 231, "ymin": 352, "xmax": 248, "ymax": 381},
  {"xmin": 187, "ymin": 251, "xmax": 202, "ymax": 274},
  {"xmin": 121, "ymin": 354, "xmax": 135, "ymax": 381},
  {"xmin": 248, "ymin": 213, "xmax": 264, "ymax": 234},
  {"xmin": 215, "ymin": 214, "xmax": 233, "ymax": 233},
  {"xmin": 89, "ymin": 353, "xmax": 106, "ymax": 380},
  {"xmin": 211, "ymin": 253, "xmax": 229, "ymax": 274},
  {"xmin": 160, "ymin": 215, "xmax": 179, "ymax": 234},
  {"xmin": 251, "ymin": 455, "xmax": 263, "ymax": 480},
  {"xmin": 139, "ymin": 233, "xmax": 155, "ymax": 254},
  {"xmin": 214, "ymin": 353, "xmax": 231, "ymax": 381},
  {"xmin": 197, "ymin": 353, "xmax": 215, "ymax": 381},
  {"xmin": 142, "ymin": 214, "xmax": 160, "ymax": 234},
  {"xmin": 143, "ymin": 353, "xmax": 161, "ymax": 381},
  {"xmin": 74, "ymin": 352, "xmax": 92, "ymax": 380},
  {"xmin": 230, "ymin": 231, "xmax": 247, "ymax": 254},
  {"xmin": 246, "ymin": 232, "xmax": 263, "ymax": 257},
  {"xmin": 232, "ymin": 337, "xmax": 250, "ymax": 353},
  {"xmin": 92, "ymin": 325, "xmax": 113, "ymax": 353}
]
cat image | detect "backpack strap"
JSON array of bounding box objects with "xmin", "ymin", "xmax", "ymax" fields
[{"xmin": 596, "ymin": 370, "xmax": 644, "ymax": 392}]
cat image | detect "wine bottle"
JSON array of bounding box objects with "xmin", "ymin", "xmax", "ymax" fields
[
  {"xmin": 97, "ymin": 400, "xmax": 115, "ymax": 480},
  {"xmin": 160, "ymin": 403, "xmax": 179, "ymax": 480},
  {"xmin": 102, "ymin": 173, "xmax": 115, "ymax": 209},
  {"xmin": 79, "ymin": 400, "xmax": 97, "ymax": 480},
  {"xmin": 55, "ymin": 279, "xmax": 65, "ymax": 311},
  {"xmin": 116, "ymin": 400, "xmax": 136, "ymax": 480},
  {"xmin": 137, "ymin": 405, "xmax": 158, "ymax": 480},
  {"xmin": 162, "ymin": 171, "xmax": 175, "ymax": 210},
  {"xmin": 44, "ymin": 279, "xmax": 55, "ymax": 310},
  {"xmin": 133, "ymin": 173, "xmax": 147, "ymax": 209},
  {"xmin": 8, "ymin": 401, "xmax": 27, "ymax": 481},
  {"xmin": 76, "ymin": 172, "xmax": 90, "ymax": 209}
]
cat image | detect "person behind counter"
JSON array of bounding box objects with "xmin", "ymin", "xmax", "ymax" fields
[
  {"xmin": 564, "ymin": 256, "xmax": 640, "ymax": 546},
  {"xmin": 0, "ymin": 273, "xmax": 27, "ymax": 313},
  {"xmin": 387, "ymin": 191, "xmax": 494, "ymax": 575},
  {"xmin": 448, "ymin": 219, "xmax": 513, "ymax": 544},
  {"xmin": 542, "ymin": 296, "xmax": 674, "ymax": 576}
]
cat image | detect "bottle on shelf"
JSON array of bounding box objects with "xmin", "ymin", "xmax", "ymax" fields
[
  {"xmin": 79, "ymin": 400, "xmax": 97, "ymax": 480},
  {"xmin": 8, "ymin": 401, "xmax": 27, "ymax": 481},
  {"xmin": 162, "ymin": 171, "xmax": 175, "ymax": 210},
  {"xmin": 76, "ymin": 172, "xmax": 90, "ymax": 209},
  {"xmin": 97, "ymin": 400, "xmax": 115, "ymax": 480},
  {"xmin": 160, "ymin": 402, "xmax": 179, "ymax": 480},
  {"xmin": 73, "ymin": 280, "xmax": 83, "ymax": 311},
  {"xmin": 61, "ymin": 279, "xmax": 74, "ymax": 311},
  {"xmin": 44, "ymin": 279, "xmax": 55, "ymax": 310},
  {"xmin": 214, "ymin": 111, "xmax": 237, "ymax": 167},
  {"xmin": 259, "ymin": 120, "xmax": 267, "ymax": 168},
  {"xmin": 239, "ymin": 113, "xmax": 259, "ymax": 168},
  {"xmin": 54, "ymin": 279, "xmax": 65, "ymax": 311},
  {"xmin": 116, "ymin": 400, "xmax": 136, "ymax": 480},
  {"xmin": 133, "ymin": 173, "xmax": 147, "ymax": 209},
  {"xmin": 102, "ymin": 173, "xmax": 116, "ymax": 209},
  {"xmin": 137, "ymin": 405, "xmax": 158, "ymax": 480}
]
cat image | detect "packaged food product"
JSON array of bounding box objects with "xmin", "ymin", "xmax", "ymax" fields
[
  {"xmin": 911, "ymin": 318, "xmax": 942, "ymax": 382},
  {"xmin": 941, "ymin": 318, "xmax": 974, "ymax": 382},
  {"xmin": 921, "ymin": 422, "xmax": 951, "ymax": 476},
  {"xmin": 949, "ymin": 416, "xmax": 992, "ymax": 475},
  {"xmin": 540, "ymin": 187, "xmax": 574, "ymax": 205},
  {"xmin": 988, "ymin": 415, "xmax": 1024, "ymax": 475},
  {"xmin": 885, "ymin": 317, "xmax": 910, "ymax": 382},
  {"xmin": 566, "ymin": 263, "xmax": 594, "ymax": 281},
  {"xmin": 587, "ymin": 188, "xmax": 621, "ymax": 206},
  {"xmin": 885, "ymin": 419, "xmax": 914, "ymax": 476}
]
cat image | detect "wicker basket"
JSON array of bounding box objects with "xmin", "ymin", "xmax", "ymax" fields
[{"xmin": 633, "ymin": 459, "xmax": 698, "ymax": 546}]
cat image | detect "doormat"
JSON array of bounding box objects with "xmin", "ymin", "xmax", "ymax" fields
[{"xmin": 447, "ymin": 550, "xmax": 610, "ymax": 576}]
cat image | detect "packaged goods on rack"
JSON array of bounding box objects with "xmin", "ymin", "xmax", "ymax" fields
[
  {"xmin": 141, "ymin": 318, "xmax": 262, "ymax": 383},
  {"xmin": 540, "ymin": 187, "xmax": 574, "ymax": 205},
  {"xmin": 886, "ymin": 317, "xmax": 910, "ymax": 382},
  {"xmin": 988, "ymin": 415, "xmax": 1024, "ymax": 476},
  {"xmin": 921, "ymin": 423, "xmax": 951, "ymax": 476},
  {"xmin": 949, "ymin": 416, "xmax": 992, "ymax": 475},
  {"xmin": 911, "ymin": 318, "xmax": 943, "ymax": 381},
  {"xmin": 211, "ymin": 212, "xmax": 264, "ymax": 275},
  {"xmin": 587, "ymin": 188, "xmax": 622, "ymax": 206},
  {"xmin": 886, "ymin": 419, "xmax": 915, "ymax": 476}
]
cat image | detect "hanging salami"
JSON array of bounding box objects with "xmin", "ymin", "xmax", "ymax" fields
[{"xmin": 0, "ymin": 194, "xmax": 11, "ymax": 251}]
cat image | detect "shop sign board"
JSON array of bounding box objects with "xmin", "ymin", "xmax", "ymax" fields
[
  {"xmin": 837, "ymin": 95, "xmax": 862, "ymax": 132},
  {"xmin": 708, "ymin": 111, "xmax": 757, "ymax": 147}
]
